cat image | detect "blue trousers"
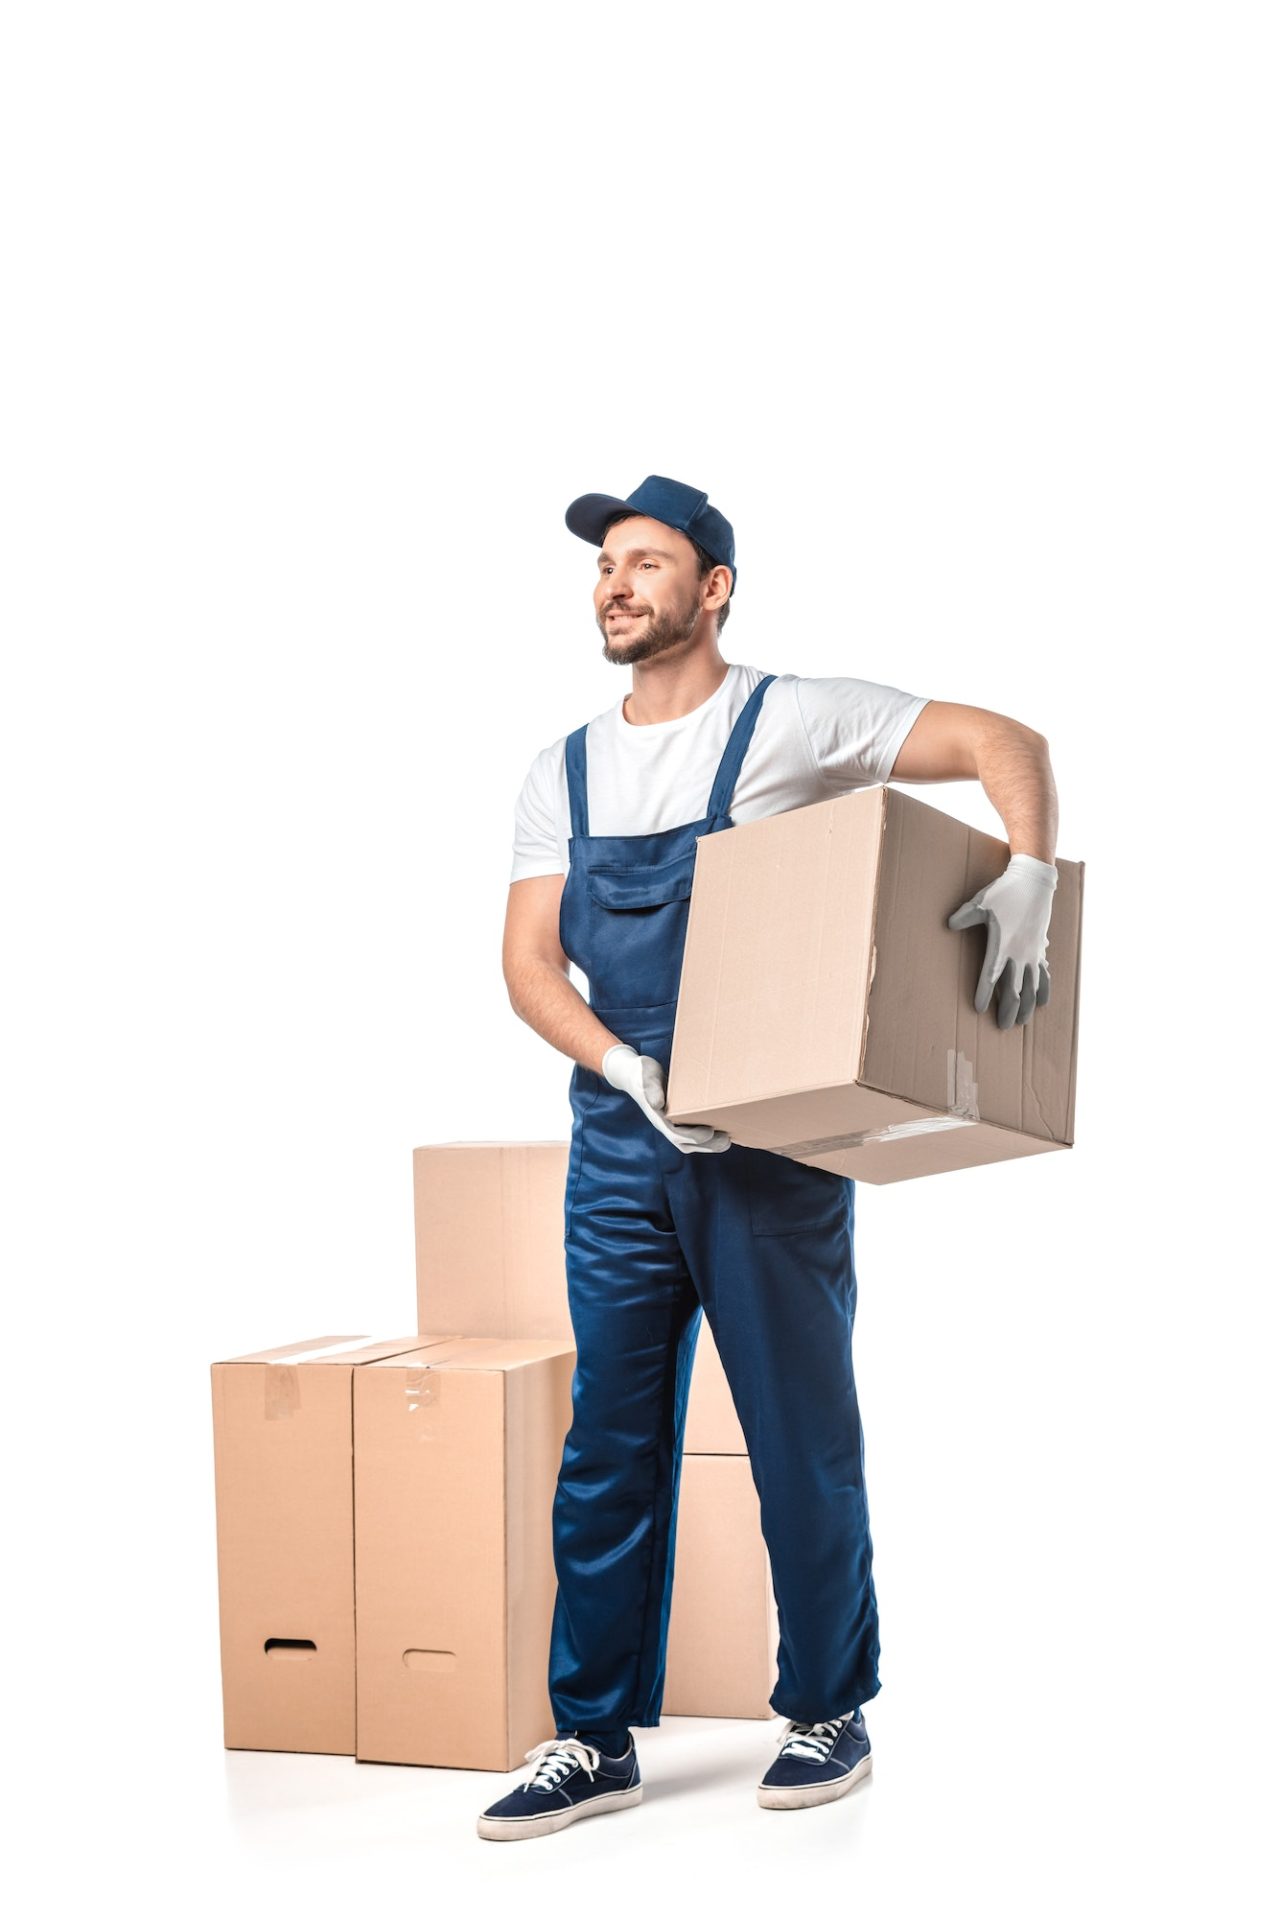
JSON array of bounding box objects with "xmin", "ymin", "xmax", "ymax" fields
[{"xmin": 548, "ymin": 1011, "xmax": 882, "ymax": 1733}]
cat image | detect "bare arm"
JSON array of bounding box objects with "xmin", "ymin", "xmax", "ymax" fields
[
  {"xmin": 888, "ymin": 699, "xmax": 1059, "ymax": 865},
  {"xmin": 502, "ymin": 875, "xmax": 622, "ymax": 1074}
]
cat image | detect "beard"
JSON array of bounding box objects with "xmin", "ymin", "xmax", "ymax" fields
[{"xmin": 597, "ymin": 586, "xmax": 703, "ymax": 665}]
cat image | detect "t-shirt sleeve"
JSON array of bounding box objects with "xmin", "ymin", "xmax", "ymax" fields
[
  {"xmin": 509, "ymin": 746, "xmax": 565, "ymax": 883},
  {"xmin": 793, "ymin": 676, "xmax": 931, "ymax": 788}
]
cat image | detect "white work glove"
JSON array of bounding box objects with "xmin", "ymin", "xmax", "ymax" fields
[
  {"xmin": 601, "ymin": 1044, "xmax": 732, "ymax": 1154},
  {"xmin": 947, "ymin": 852, "xmax": 1058, "ymax": 1031}
]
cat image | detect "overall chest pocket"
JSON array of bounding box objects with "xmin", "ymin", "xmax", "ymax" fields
[
  {"xmin": 585, "ymin": 853, "xmax": 695, "ymax": 911},
  {"xmin": 748, "ymin": 1150, "xmax": 852, "ymax": 1236},
  {"xmin": 582, "ymin": 853, "xmax": 697, "ymax": 1010}
]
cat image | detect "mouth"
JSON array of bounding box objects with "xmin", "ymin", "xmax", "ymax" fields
[{"xmin": 607, "ymin": 611, "xmax": 644, "ymax": 621}]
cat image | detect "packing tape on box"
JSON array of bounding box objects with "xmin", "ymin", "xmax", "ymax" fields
[
  {"xmin": 261, "ymin": 1336, "xmax": 387, "ymax": 1421},
  {"xmin": 772, "ymin": 1049, "xmax": 981, "ymax": 1156},
  {"xmin": 265, "ymin": 1337, "xmax": 386, "ymax": 1365},
  {"xmin": 773, "ymin": 1114, "xmax": 979, "ymax": 1154},
  {"xmin": 403, "ymin": 1362, "xmax": 441, "ymax": 1439}
]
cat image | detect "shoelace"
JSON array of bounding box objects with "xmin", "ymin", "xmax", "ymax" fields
[
  {"xmin": 777, "ymin": 1711, "xmax": 854, "ymax": 1763},
  {"xmin": 520, "ymin": 1736, "xmax": 603, "ymax": 1792}
]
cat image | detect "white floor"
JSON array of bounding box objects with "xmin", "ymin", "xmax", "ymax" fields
[
  {"xmin": 82, "ymin": 1673, "xmax": 1266, "ymax": 1917},
  {"xmin": 26, "ymin": 1191, "xmax": 1274, "ymax": 1916}
]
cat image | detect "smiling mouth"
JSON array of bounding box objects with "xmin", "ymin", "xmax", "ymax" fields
[{"xmin": 607, "ymin": 611, "xmax": 643, "ymax": 620}]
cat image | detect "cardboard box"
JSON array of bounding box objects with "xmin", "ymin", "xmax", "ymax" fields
[
  {"xmin": 353, "ymin": 1336, "xmax": 576, "ymax": 1772},
  {"xmin": 414, "ymin": 1143, "xmax": 573, "ymax": 1341},
  {"xmin": 414, "ymin": 1141, "xmax": 746, "ymax": 1451},
  {"xmin": 667, "ymin": 784, "xmax": 1084, "ymax": 1183},
  {"xmin": 663, "ymin": 1454, "xmax": 779, "ymax": 1720},
  {"xmin": 684, "ymin": 1320, "xmax": 747, "ymax": 1453},
  {"xmin": 210, "ymin": 1334, "xmax": 452, "ymax": 1756}
]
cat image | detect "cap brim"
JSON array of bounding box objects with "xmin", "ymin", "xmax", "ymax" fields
[{"xmin": 565, "ymin": 492, "xmax": 634, "ymax": 546}]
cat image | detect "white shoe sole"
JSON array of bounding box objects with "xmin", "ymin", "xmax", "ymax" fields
[
  {"xmin": 757, "ymin": 1752, "xmax": 873, "ymax": 1810},
  {"xmin": 476, "ymin": 1781, "xmax": 643, "ymax": 1841}
]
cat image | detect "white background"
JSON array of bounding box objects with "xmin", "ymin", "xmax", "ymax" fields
[{"xmin": 2, "ymin": 3, "xmax": 1274, "ymax": 1911}]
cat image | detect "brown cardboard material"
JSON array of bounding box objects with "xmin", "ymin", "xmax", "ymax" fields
[
  {"xmin": 414, "ymin": 1141, "xmax": 746, "ymax": 1451},
  {"xmin": 667, "ymin": 784, "xmax": 1084, "ymax": 1183},
  {"xmin": 353, "ymin": 1336, "xmax": 576, "ymax": 1772},
  {"xmin": 684, "ymin": 1321, "xmax": 746, "ymax": 1453},
  {"xmin": 210, "ymin": 1334, "xmax": 454, "ymax": 1756},
  {"xmin": 414, "ymin": 1143, "xmax": 573, "ymax": 1340},
  {"xmin": 663, "ymin": 1454, "xmax": 779, "ymax": 1720}
]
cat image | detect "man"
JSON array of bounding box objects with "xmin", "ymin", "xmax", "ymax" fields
[{"xmin": 479, "ymin": 476, "xmax": 1059, "ymax": 1841}]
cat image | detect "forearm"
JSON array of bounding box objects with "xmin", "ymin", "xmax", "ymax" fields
[
  {"xmin": 974, "ymin": 722, "xmax": 1059, "ymax": 866},
  {"xmin": 505, "ymin": 956, "xmax": 621, "ymax": 1076}
]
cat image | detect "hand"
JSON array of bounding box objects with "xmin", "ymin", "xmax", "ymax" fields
[
  {"xmin": 947, "ymin": 853, "xmax": 1058, "ymax": 1030},
  {"xmin": 601, "ymin": 1044, "xmax": 733, "ymax": 1154}
]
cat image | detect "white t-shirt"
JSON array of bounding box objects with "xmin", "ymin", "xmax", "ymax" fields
[{"xmin": 509, "ymin": 662, "xmax": 931, "ymax": 883}]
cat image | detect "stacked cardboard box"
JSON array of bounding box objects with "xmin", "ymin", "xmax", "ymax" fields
[
  {"xmin": 353, "ymin": 1336, "xmax": 576, "ymax": 1770},
  {"xmin": 413, "ymin": 1142, "xmax": 781, "ymax": 1721},
  {"xmin": 665, "ymin": 1338, "xmax": 779, "ymax": 1721}
]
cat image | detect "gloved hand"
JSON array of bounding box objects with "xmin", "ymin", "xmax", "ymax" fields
[
  {"xmin": 947, "ymin": 852, "xmax": 1058, "ymax": 1030},
  {"xmin": 601, "ymin": 1044, "xmax": 733, "ymax": 1154}
]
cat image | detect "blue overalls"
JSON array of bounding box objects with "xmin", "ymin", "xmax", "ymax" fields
[{"xmin": 548, "ymin": 673, "xmax": 881, "ymax": 1734}]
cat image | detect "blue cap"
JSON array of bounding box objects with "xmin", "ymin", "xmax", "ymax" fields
[{"xmin": 565, "ymin": 474, "xmax": 736, "ymax": 597}]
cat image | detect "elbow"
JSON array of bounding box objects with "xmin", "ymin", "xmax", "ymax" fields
[
  {"xmin": 501, "ymin": 950, "xmax": 523, "ymax": 1012},
  {"xmin": 503, "ymin": 963, "xmax": 524, "ymax": 1015},
  {"xmin": 989, "ymin": 717, "xmax": 1048, "ymax": 754},
  {"xmin": 967, "ymin": 717, "xmax": 1050, "ymax": 785}
]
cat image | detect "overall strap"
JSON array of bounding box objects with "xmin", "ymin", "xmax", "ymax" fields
[
  {"xmin": 564, "ymin": 723, "xmax": 590, "ymax": 838},
  {"xmin": 706, "ymin": 673, "xmax": 777, "ymax": 820}
]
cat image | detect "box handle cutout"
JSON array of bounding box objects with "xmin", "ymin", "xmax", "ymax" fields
[{"xmin": 402, "ymin": 1649, "xmax": 457, "ymax": 1673}]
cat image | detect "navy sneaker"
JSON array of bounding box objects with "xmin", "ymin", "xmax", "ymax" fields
[
  {"xmin": 476, "ymin": 1734, "xmax": 643, "ymax": 1841},
  {"xmin": 757, "ymin": 1706, "xmax": 873, "ymax": 1809}
]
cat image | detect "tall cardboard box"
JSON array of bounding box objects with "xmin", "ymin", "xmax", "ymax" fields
[
  {"xmin": 412, "ymin": 1144, "xmax": 789, "ymax": 1723},
  {"xmin": 354, "ymin": 1337, "xmax": 575, "ymax": 1772},
  {"xmin": 663, "ymin": 1455, "xmax": 779, "ymax": 1720},
  {"xmin": 683, "ymin": 1319, "xmax": 747, "ymax": 1454},
  {"xmin": 413, "ymin": 1141, "xmax": 746, "ymax": 1449},
  {"xmin": 667, "ymin": 784, "xmax": 1084, "ymax": 1183},
  {"xmin": 211, "ymin": 1334, "xmax": 452, "ymax": 1756},
  {"xmin": 668, "ymin": 1332, "xmax": 787, "ymax": 1721}
]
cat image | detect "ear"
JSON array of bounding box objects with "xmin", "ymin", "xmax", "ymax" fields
[{"xmin": 703, "ymin": 564, "xmax": 733, "ymax": 610}]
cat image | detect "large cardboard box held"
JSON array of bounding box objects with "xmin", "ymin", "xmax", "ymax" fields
[
  {"xmin": 413, "ymin": 1142, "xmax": 747, "ymax": 1451},
  {"xmin": 667, "ymin": 784, "xmax": 1084, "ymax": 1183},
  {"xmin": 353, "ymin": 1337, "xmax": 575, "ymax": 1772},
  {"xmin": 663, "ymin": 1455, "xmax": 779, "ymax": 1720},
  {"xmin": 210, "ymin": 1334, "xmax": 452, "ymax": 1756}
]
